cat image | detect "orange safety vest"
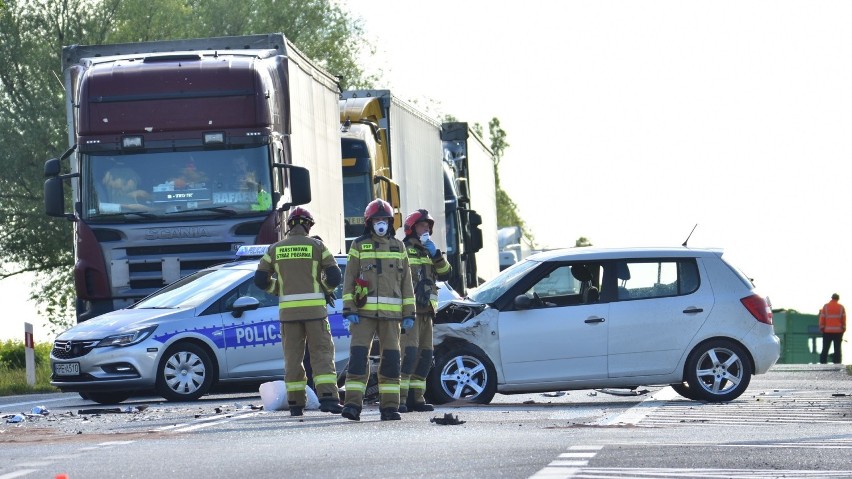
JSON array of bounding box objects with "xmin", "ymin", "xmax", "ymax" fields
[{"xmin": 819, "ymin": 300, "xmax": 846, "ymax": 334}]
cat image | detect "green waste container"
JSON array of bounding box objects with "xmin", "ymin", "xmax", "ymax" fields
[{"xmin": 772, "ymin": 310, "xmax": 821, "ymax": 364}]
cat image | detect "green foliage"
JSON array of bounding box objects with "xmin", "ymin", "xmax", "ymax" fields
[
  {"xmin": 575, "ymin": 237, "xmax": 593, "ymax": 247},
  {"xmin": 0, "ymin": 0, "xmax": 372, "ymax": 329},
  {"xmin": 0, "ymin": 340, "xmax": 56, "ymax": 395},
  {"xmin": 487, "ymin": 117, "xmax": 534, "ymax": 246}
]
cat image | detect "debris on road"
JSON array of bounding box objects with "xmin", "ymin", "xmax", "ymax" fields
[
  {"xmin": 595, "ymin": 388, "xmax": 650, "ymax": 396},
  {"xmin": 4, "ymin": 414, "xmax": 25, "ymax": 424},
  {"xmin": 542, "ymin": 391, "xmax": 567, "ymax": 397},
  {"xmin": 430, "ymin": 413, "xmax": 466, "ymax": 426}
]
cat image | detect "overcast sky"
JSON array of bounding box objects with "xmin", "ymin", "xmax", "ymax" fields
[{"xmin": 345, "ymin": 0, "xmax": 852, "ymax": 315}]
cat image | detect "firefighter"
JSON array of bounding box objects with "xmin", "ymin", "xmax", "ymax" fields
[
  {"xmin": 254, "ymin": 207, "xmax": 344, "ymax": 416},
  {"xmin": 819, "ymin": 293, "xmax": 846, "ymax": 364},
  {"xmin": 341, "ymin": 199, "xmax": 415, "ymax": 421},
  {"xmin": 399, "ymin": 209, "xmax": 451, "ymax": 413}
]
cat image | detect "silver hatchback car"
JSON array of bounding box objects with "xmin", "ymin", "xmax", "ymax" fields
[{"xmin": 428, "ymin": 247, "xmax": 780, "ymax": 404}]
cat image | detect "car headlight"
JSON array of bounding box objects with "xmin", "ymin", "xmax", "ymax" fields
[{"xmin": 96, "ymin": 325, "xmax": 158, "ymax": 348}]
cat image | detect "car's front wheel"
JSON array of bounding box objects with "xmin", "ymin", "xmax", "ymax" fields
[
  {"xmin": 670, "ymin": 382, "xmax": 703, "ymax": 400},
  {"xmin": 156, "ymin": 342, "xmax": 214, "ymax": 402},
  {"xmin": 426, "ymin": 343, "xmax": 497, "ymax": 404},
  {"xmin": 683, "ymin": 339, "xmax": 752, "ymax": 402}
]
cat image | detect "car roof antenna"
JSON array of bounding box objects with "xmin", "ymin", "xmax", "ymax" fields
[{"xmin": 682, "ymin": 224, "xmax": 698, "ymax": 247}]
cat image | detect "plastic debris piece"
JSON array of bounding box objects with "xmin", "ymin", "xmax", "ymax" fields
[
  {"xmin": 522, "ymin": 400, "xmax": 536, "ymax": 404},
  {"xmin": 77, "ymin": 408, "xmax": 123, "ymax": 415},
  {"xmin": 6, "ymin": 414, "xmax": 25, "ymax": 424},
  {"xmin": 430, "ymin": 413, "xmax": 466, "ymax": 425},
  {"xmin": 542, "ymin": 392, "xmax": 566, "ymax": 397},
  {"xmin": 31, "ymin": 406, "xmax": 50, "ymax": 415},
  {"xmin": 596, "ymin": 388, "xmax": 650, "ymax": 397}
]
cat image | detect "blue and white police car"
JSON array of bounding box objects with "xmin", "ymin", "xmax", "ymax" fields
[
  {"xmin": 50, "ymin": 246, "xmax": 351, "ymax": 404},
  {"xmin": 51, "ymin": 246, "xmax": 461, "ymax": 404}
]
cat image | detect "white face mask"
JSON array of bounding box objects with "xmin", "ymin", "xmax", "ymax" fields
[
  {"xmin": 373, "ymin": 221, "xmax": 389, "ymax": 236},
  {"xmin": 419, "ymin": 232, "xmax": 430, "ymax": 243}
]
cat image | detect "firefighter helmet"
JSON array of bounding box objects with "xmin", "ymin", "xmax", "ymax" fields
[
  {"xmin": 364, "ymin": 199, "xmax": 394, "ymax": 222},
  {"xmin": 287, "ymin": 206, "xmax": 315, "ymax": 230},
  {"xmin": 404, "ymin": 209, "xmax": 434, "ymax": 237}
]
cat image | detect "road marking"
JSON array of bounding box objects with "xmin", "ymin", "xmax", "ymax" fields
[
  {"xmin": 0, "ymin": 397, "xmax": 72, "ymax": 409},
  {"xmin": 530, "ymin": 445, "xmax": 603, "ymax": 478},
  {"xmin": 564, "ymin": 468, "xmax": 852, "ymax": 477},
  {"xmin": 0, "ymin": 470, "xmax": 38, "ymax": 479},
  {"xmin": 593, "ymin": 386, "xmax": 679, "ymax": 426}
]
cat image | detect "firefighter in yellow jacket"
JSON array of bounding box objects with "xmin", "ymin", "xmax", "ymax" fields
[
  {"xmin": 254, "ymin": 207, "xmax": 344, "ymax": 416},
  {"xmin": 341, "ymin": 199, "xmax": 415, "ymax": 421},
  {"xmin": 399, "ymin": 209, "xmax": 451, "ymax": 412}
]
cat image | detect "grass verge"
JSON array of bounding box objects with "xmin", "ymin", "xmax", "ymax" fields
[{"xmin": 0, "ymin": 340, "xmax": 58, "ymax": 395}]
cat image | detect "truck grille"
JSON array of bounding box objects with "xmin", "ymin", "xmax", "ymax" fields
[{"xmin": 53, "ymin": 340, "xmax": 99, "ymax": 359}]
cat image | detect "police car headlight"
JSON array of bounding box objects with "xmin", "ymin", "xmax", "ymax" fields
[{"xmin": 96, "ymin": 325, "xmax": 158, "ymax": 348}]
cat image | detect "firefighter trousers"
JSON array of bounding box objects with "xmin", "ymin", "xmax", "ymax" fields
[
  {"xmin": 281, "ymin": 319, "xmax": 338, "ymax": 408},
  {"xmin": 400, "ymin": 312, "xmax": 433, "ymax": 406},
  {"xmin": 344, "ymin": 317, "xmax": 401, "ymax": 410}
]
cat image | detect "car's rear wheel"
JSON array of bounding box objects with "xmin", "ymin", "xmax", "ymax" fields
[
  {"xmin": 156, "ymin": 342, "xmax": 214, "ymax": 402},
  {"xmin": 684, "ymin": 339, "xmax": 752, "ymax": 402},
  {"xmin": 426, "ymin": 343, "xmax": 497, "ymax": 405},
  {"xmin": 84, "ymin": 391, "xmax": 131, "ymax": 404},
  {"xmin": 670, "ymin": 382, "xmax": 703, "ymax": 400}
]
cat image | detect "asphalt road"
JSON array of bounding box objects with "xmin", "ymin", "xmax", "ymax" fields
[{"xmin": 1, "ymin": 364, "xmax": 850, "ymax": 479}]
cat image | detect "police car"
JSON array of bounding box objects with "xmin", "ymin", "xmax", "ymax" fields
[{"xmin": 51, "ymin": 246, "xmax": 460, "ymax": 404}]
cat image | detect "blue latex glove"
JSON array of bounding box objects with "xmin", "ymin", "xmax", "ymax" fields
[
  {"xmin": 423, "ymin": 239, "xmax": 437, "ymax": 256},
  {"xmin": 343, "ymin": 314, "xmax": 360, "ymax": 332},
  {"xmin": 402, "ymin": 317, "xmax": 415, "ymax": 330}
]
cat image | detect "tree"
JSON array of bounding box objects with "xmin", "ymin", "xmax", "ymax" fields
[
  {"xmin": 487, "ymin": 117, "xmax": 534, "ymax": 246},
  {"xmin": 575, "ymin": 237, "xmax": 593, "ymax": 247},
  {"xmin": 0, "ymin": 0, "xmax": 372, "ymax": 330}
]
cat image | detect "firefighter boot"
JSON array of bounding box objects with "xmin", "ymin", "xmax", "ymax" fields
[
  {"xmin": 410, "ymin": 402, "xmax": 434, "ymax": 412},
  {"xmin": 398, "ymin": 404, "xmax": 409, "ymax": 413},
  {"xmin": 341, "ymin": 404, "xmax": 361, "ymax": 421},
  {"xmin": 380, "ymin": 407, "xmax": 401, "ymax": 421},
  {"xmin": 289, "ymin": 406, "xmax": 304, "ymax": 417},
  {"xmin": 320, "ymin": 399, "xmax": 344, "ymax": 414}
]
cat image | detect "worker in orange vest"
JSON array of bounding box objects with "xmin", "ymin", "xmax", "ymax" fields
[{"xmin": 818, "ymin": 293, "xmax": 846, "ymax": 364}]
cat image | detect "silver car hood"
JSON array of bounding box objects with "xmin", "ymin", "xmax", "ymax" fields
[{"xmin": 56, "ymin": 307, "xmax": 194, "ymax": 340}]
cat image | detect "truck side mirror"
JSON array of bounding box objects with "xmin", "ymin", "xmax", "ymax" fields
[
  {"xmin": 44, "ymin": 158, "xmax": 61, "ymax": 177},
  {"xmin": 467, "ymin": 210, "xmax": 483, "ymax": 253},
  {"xmin": 44, "ymin": 177, "xmax": 68, "ymax": 218}
]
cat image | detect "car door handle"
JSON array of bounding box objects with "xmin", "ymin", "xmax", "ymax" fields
[
  {"xmin": 682, "ymin": 308, "xmax": 704, "ymax": 314},
  {"xmin": 584, "ymin": 317, "xmax": 605, "ymax": 324}
]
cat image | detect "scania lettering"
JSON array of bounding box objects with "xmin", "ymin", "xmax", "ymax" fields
[{"xmin": 44, "ymin": 34, "xmax": 343, "ymax": 322}]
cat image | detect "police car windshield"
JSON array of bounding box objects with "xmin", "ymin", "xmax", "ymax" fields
[
  {"xmin": 467, "ymin": 258, "xmax": 540, "ymax": 304},
  {"xmin": 133, "ymin": 268, "xmax": 249, "ymax": 309}
]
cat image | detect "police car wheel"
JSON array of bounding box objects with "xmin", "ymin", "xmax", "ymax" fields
[
  {"xmin": 85, "ymin": 391, "xmax": 131, "ymax": 404},
  {"xmin": 683, "ymin": 339, "xmax": 752, "ymax": 402},
  {"xmin": 156, "ymin": 342, "xmax": 214, "ymax": 402},
  {"xmin": 426, "ymin": 343, "xmax": 497, "ymax": 405}
]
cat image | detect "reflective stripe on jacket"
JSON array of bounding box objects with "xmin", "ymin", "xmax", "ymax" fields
[
  {"xmin": 342, "ymin": 233, "xmax": 415, "ymax": 319},
  {"xmin": 404, "ymin": 238, "xmax": 452, "ymax": 314},
  {"xmin": 257, "ymin": 230, "xmax": 338, "ymax": 322},
  {"xmin": 819, "ymin": 300, "xmax": 847, "ymax": 333}
]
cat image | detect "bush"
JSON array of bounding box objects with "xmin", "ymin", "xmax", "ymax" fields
[{"xmin": 0, "ymin": 339, "xmax": 46, "ymax": 368}]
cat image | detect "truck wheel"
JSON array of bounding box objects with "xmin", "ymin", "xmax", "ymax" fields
[
  {"xmin": 426, "ymin": 343, "xmax": 497, "ymax": 404},
  {"xmin": 156, "ymin": 342, "xmax": 214, "ymax": 402},
  {"xmin": 684, "ymin": 339, "xmax": 752, "ymax": 402}
]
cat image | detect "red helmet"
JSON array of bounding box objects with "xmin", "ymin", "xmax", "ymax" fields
[
  {"xmin": 364, "ymin": 199, "xmax": 394, "ymax": 222},
  {"xmin": 404, "ymin": 209, "xmax": 434, "ymax": 237},
  {"xmin": 287, "ymin": 206, "xmax": 315, "ymax": 229}
]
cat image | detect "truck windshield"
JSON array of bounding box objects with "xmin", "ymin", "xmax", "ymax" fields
[
  {"xmin": 82, "ymin": 146, "xmax": 272, "ymax": 222},
  {"xmin": 342, "ymin": 174, "xmax": 372, "ymax": 237}
]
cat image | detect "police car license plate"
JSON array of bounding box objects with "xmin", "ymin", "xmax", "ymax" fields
[{"xmin": 54, "ymin": 362, "xmax": 80, "ymax": 376}]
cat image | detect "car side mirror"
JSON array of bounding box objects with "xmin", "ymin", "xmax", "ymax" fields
[
  {"xmin": 231, "ymin": 296, "xmax": 260, "ymax": 318},
  {"xmin": 514, "ymin": 294, "xmax": 532, "ymax": 310}
]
